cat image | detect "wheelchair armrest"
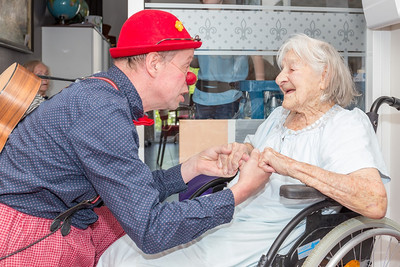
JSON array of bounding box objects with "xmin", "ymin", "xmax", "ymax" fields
[
  {"xmin": 179, "ymin": 174, "xmax": 235, "ymax": 201},
  {"xmin": 280, "ymin": 184, "xmax": 325, "ymax": 199}
]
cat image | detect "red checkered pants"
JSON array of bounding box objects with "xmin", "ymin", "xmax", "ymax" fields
[{"xmin": 0, "ymin": 203, "xmax": 125, "ymax": 266}]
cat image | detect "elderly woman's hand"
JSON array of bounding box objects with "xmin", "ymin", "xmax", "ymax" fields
[
  {"xmin": 230, "ymin": 148, "xmax": 271, "ymax": 205},
  {"xmin": 258, "ymin": 147, "xmax": 290, "ymax": 175},
  {"xmin": 218, "ymin": 142, "xmax": 253, "ymax": 175}
]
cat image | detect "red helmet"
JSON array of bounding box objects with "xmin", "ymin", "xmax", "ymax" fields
[{"xmin": 110, "ymin": 10, "xmax": 202, "ymax": 58}]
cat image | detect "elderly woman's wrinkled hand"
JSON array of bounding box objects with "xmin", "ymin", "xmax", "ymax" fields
[
  {"xmin": 258, "ymin": 147, "xmax": 291, "ymax": 175},
  {"xmin": 218, "ymin": 142, "xmax": 252, "ymax": 175},
  {"xmin": 230, "ymin": 148, "xmax": 271, "ymax": 205}
]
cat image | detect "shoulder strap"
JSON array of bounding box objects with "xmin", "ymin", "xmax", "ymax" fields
[{"xmin": 87, "ymin": 76, "xmax": 118, "ymax": 90}]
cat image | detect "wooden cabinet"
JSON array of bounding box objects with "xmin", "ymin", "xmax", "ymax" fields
[{"xmin": 42, "ymin": 26, "xmax": 111, "ymax": 96}]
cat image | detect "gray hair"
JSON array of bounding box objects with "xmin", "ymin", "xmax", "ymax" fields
[
  {"xmin": 23, "ymin": 60, "xmax": 49, "ymax": 74},
  {"xmin": 115, "ymin": 50, "xmax": 179, "ymax": 70},
  {"xmin": 276, "ymin": 34, "xmax": 358, "ymax": 108}
]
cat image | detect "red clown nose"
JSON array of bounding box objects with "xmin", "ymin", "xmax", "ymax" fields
[{"xmin": 186, "ymin": 71, "xmax": 197, "ymax": 86}]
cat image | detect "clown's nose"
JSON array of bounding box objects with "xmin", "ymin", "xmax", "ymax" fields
[{"xmin": 186, "ymin": 71, "xmax": 197, "ymax": 86}]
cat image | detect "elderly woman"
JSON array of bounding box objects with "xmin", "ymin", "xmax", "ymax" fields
[
  {"xmin": 23, "ymin": 60, "xmax": 50, "ymax": 98},
  {"xmin": 97, "ymin": 34, "xmax": 389, "ymax": 267}
]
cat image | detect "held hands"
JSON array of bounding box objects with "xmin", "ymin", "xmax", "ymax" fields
[
  {"xmin": 182, "ymin": 144, "xmax": 284, "ymax": 205},
  {"xmin": 230, "ymin": 149, "xmax": 272, "ymax": 206},
  {"xmin": 218, "ymin": 142, "xmax": 252, "ymax": 175},
  {"xmin": 181, "ymin": 144, "xmax": 237, "ymax": 183},
  {"xmin": 229, "ymin": 146, "xmax": 291, "ymax": 206}
]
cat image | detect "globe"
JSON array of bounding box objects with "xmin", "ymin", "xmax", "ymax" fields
[
  {"xmin": 79, "ymin": 0, "xmax": 89, "ymax": 18},
  {"xmin": 47, "ymin": 0, "xmax": 81, "ymax": 22}
]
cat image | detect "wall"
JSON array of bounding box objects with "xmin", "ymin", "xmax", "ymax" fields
[
  {"xmin": 368, "ymin": 25, "xmax": 400, "ymax": 223},
  {"xmin": 389, "ymin": 24, "xmax": 400, "ymax": 223},
  {"xmin": 102, "ymin": 0, "xmax": 128, "ymax": 43},
  {"xmin": 0, "ymin": 1, "xmax": 54, "ymax": 72}
]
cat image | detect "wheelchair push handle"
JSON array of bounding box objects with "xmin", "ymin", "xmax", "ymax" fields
[
  {"xmin": 367, "ymin": 96, "xmax": 400, "ymax": 132},
  {"xmin": 369, "ymin": 96, "xmax": 400, "ymax": 113}
]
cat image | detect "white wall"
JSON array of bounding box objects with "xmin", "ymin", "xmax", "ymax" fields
[
  {"xmin": 128, "ymin": 0, "xmax": 144, "ymax": 16},
  {"xmin": 388, "ymin": 25, "xmax": 400, "ymax": 223},
  {"xmin": 369, "ymin": 25, "xmax": 400, "ymax": 223}
]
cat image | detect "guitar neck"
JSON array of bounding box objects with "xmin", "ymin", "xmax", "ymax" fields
[{"xmin": 37, "ymin": 75, "xmax": 76, "ymax": 82}]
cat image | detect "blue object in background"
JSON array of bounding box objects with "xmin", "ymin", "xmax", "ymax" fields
[
  {"xmin": 47, "ymin": 0, "xmax": 81, "ymax": 21},
  {"xmin": 239, "ymin": 80, "xmax": 281, "ymax": 119}
]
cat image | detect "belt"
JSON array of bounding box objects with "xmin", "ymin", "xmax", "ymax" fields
[{"xmin": 196, "ymin": 79, "xmax": 240, "ymax": 93}]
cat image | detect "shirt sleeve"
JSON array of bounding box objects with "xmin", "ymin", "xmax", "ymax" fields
[
  {"xmin": 69, "ymin": 99, "xmax": 235, "ymax": 254},
  {"xmin": 151, "ymin": 165, "xmax": 186, "ymax": 202}
]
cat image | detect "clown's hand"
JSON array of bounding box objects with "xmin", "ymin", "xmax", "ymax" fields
[{"xmin": 230, "ymin": 148, "xmax": 271, "ymax": 205}]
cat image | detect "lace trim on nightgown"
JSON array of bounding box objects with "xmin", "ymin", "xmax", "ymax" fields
[{"xmin": 278, "ymin": 104, "xmax": 343, "ymax": 136}]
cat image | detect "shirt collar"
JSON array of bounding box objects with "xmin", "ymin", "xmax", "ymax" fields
[{"xmin": 106, "ymin": 65, "xmax": 144, "ymax": 121}]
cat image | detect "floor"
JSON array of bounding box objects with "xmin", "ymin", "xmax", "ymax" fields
[{"xmin": 144, "ymin": 139, "xmax": 179, "ymax": 171}]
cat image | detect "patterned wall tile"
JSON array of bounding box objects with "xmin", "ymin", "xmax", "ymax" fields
[{"xmin": 165, "ymin": 9, "xmax": 365, "ymax": 53}]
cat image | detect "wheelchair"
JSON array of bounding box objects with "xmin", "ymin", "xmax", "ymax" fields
[{"xmin": 180, "ymin": 96, "xmax": 400, "ymax": 267}]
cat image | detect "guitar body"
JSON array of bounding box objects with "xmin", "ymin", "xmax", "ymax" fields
[{"xmin": 0, "ymin": 63, "xmax": 41, "ymax": 152}]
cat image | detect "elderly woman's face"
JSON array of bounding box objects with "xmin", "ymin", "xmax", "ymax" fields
[
  {"xmin": 33, "ymin": 63, "xmax": 50, "ymax": 97},
  {"xmin": 275, "ymin": 50, "xmax": 325, "ymax": 112}
]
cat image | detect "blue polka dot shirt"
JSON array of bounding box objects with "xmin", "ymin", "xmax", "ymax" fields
[{"xmin": 0, "ymin": 65, "xmax": 235, "ymax": 253}]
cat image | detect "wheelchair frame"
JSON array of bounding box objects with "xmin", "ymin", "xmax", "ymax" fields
[
  {"xmin": 258, "ymin": 199, "xmax": 359, "ymax": 266},
  {"xmin": 182, "ymin": 96, "xmax": 400, "ymax": 267},
  {"xmin": 258, "ymin": 193, "xmax": 400, "ymax": 266}
]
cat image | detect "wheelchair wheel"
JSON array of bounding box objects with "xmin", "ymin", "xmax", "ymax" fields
[
  {"xmin": 324, "ymin": 228, "xmax": 400, "ymax": 267},
  {"xmin": 302, "ymin": 216, "xmax": 400, "ymax": 267}
]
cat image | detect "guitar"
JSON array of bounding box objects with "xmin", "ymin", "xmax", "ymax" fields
[{"xmin": 0, "ymin": 63, "xmax": 41, "ymax": 152}]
